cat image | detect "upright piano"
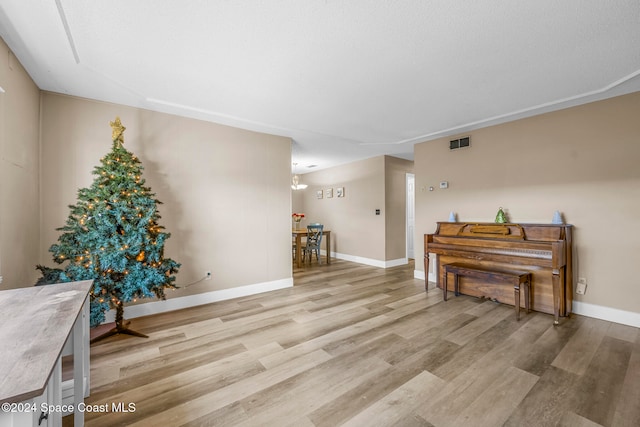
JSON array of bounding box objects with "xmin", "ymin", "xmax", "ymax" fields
[{"xmin": 425, "ymin": 222, "xmax": 573, "ymax": 322}]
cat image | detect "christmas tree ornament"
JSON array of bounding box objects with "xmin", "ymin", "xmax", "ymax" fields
[
  {"xmin": 36, "ymin": 117, "xmax": 180, "ymax": 342},
  {"xmin": 495, "ymin": 207, "xmax": 507, "ymax": 223}
]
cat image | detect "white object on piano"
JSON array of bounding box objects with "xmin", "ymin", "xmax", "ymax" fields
[
  {"xmin": 552, "ymin": 210, "xmax": 564, "ymax": 224},
  {"xmin": 448, "ymin": 211, "xmax": 457, "ymax": 222}
]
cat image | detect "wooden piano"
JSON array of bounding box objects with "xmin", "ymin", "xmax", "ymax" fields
[{"xmin": 424, "ymin": 222, "xmax": 573, "ymax": 324}]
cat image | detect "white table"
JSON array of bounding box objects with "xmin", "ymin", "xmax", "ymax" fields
[{"xmin": 0, "ymin": 280, "xmax": 92, "ymax": 426}]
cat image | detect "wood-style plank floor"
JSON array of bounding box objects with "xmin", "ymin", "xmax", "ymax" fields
[{"xmin": 66, "ymin": 258, "xmax": 640, "ymax": 426}]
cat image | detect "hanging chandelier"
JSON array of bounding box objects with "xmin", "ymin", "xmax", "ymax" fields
[{"xmin": 291, "ymin": 163, "xmax": 308, "ymax": 190}]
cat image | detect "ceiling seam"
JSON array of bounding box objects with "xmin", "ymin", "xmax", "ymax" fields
[
  {"xmin": 361, "ymin": 68, "xmax": 640, "ymax": 147},
  {"xmin": 55, "ymin": 0, "xmax": 80, "ymax": 64},
  {"xmin": 146, "ymin": 97, "xmax": 367, "ymax": 145}
]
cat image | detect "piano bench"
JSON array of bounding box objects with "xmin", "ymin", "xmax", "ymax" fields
[{"xmin": 442, "ymin": 263, "xmax": 531, "ymax": 321}]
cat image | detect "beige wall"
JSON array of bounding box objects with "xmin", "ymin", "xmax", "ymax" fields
[
  {"xmin": 385, "ymin": 156, "xmax": 414, "ymax": 260},
  {"xmin": 415, "ymin": 92, "xmax": 640, "ymax": 315},
  {"xmin": 7, "ymin": 26, "xmax": 636, "ymax": 321},
  {"xmin": 299, "ymin": 156, "xmax": 386, "ymax": 260},
  {"xmin": 0, "ymin": 37, "xmax": 294, "ymax": 314},
  {"xmin": 0, "ymin": 39, "xmax": 41, "ymax": 289},
  {"xmin": 39, "ymin": 93, "xmax": 293, "ymax": 300},
  {"xmin": 297, "ymin": 155, "xmax": 413, "ymax": 263},
  {"xmin": 291, "ymin": 186, "xmax": 304, "ymax": 218}
]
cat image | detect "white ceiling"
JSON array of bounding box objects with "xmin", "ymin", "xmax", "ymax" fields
[{"xmin": 1, "ymin": 1, "xmax": 639, "ymax": 173}]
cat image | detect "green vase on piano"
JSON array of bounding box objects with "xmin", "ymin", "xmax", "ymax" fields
[{"xmin": 495, "ymin": 207, "xmax": 507, "ymax": 223}]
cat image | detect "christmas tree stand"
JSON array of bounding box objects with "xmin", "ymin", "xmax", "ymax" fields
[{"xmin": 90, "ymin": 304, "xmax": 148, "ymax": 344}]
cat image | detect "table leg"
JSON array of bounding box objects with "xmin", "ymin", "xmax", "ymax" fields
[
  {"xmin": 73, "ymin": 295, "xmax": 89, "ymax": 426},
  {"xmin": 326, "ymin": 232, "xmax": 331, "ymax": 264},
  {"xmin": 424, "ymin": 253, "xmax": 430, "ymax": 292},
  {"xmin": 514, "ymin": 283, "xmax": 521, "ymax": 321},
  {"xmin": 443, "ymin": 270, "xmax": 449, "ymax": 301},
  {"xmin": 454, "ymin": 274, "xmax": 460, "ymax": 296},
  {"xmin": 296, "ymin": 234, "xmax": 302, "ymax": 268}
]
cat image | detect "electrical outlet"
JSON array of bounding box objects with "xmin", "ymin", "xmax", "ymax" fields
[
  {"xmin": 576, "ymin": 277, "xmax": 587, "ymax": 295},
  {"xmin": 205, "ymin": 271, "xmax": 212, "ymax": 280},
  {"xmin": 0, "ymin": 275, "xmax": 3, "ymax": 284}
]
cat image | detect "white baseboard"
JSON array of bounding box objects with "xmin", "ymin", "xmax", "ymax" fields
[
  {"xmin": 104, "ymin": 277, "xmax": 293, "ymax": 322},
  {"xmin": 414, "ymin": 269, "xmax": 437, "ymax": 283},
  {"xmin": 328, "ymin": 251, "xmax": 407, "ymax": 268},
  {"xmin": 100, "ymin": 270, "xmax": 640, "ymax": 329},
  {"xmin": 384, "ymin": 257, "xmax": 409, "ymax": 268},
  {"xmin": 414, "ymin": 271, "xmax": 639, "ymax": 328},
  {"xmin": 572, "ymin": 301, "xmax": 640, "ymax": 328},
  {"xmin": 105, "ymin": 255, "xmax": 407, "ymax": 324}
]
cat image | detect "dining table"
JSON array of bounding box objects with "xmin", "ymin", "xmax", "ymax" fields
[{"xmin": 292, "ymin": 227, "xmax": 331, "ymax": 268}]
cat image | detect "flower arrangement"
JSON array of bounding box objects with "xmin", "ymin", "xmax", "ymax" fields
[{"xmin": 292, "ymin": 213, "xmax": 305, "ymax": 223}]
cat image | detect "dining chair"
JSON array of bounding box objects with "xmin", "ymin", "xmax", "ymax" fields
[
  {"xmin": 292, "ymin": 236, "xmax": 296, "ymax": 261},
  {"xmin": 303, "ymin": 223, "xmax": 324, "ymax": 264}
]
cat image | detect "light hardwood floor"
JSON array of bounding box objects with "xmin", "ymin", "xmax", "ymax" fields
[{"xmin": 67, "ymin": 258, "xmax": 640, "ymax": 426}]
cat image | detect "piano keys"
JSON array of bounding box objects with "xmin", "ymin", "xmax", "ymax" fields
[{"xmin": 424, "ymin": 222, "xmax": 573, "ymax": 323}]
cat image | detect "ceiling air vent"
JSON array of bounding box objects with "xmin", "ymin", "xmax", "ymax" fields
[{"xmin": 449, "ymin": 136, "xmax": 470, "ymax": 150}]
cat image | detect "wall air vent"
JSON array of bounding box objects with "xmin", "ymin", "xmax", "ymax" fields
[{"xmin": 449, "ymin": 136, "xmax": 470, "ymax": 150}]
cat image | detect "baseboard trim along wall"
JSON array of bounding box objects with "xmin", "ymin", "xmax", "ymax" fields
[
  {"xmin": 104, "ymin": 277, "xmax": 293, "ymax": 322},
  {"xmin": 103, "ymin": 265, "xmax": 640, "ymax": 328},
  {"xmin": 413, "ymin": 270, "xmax": 640, "ymax": 328},
  {"xmin": 105, "ymin": 255, "xmax": 406, "ymax": 323},
  {"xmin": 413, "ymin": 269, "xmax": 437, "ymax": 284},
  {"xmin": 572, "ymin": 301, "xmax": 640, "ymax": 328},
  {"xmin": 323, "ymin": 250, "xmax": 407, "ymax": 269}
]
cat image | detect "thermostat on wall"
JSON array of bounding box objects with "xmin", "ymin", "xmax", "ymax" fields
[{"xmin": 439, "ymin": 181, "xmax": 449, "ymax": 189}]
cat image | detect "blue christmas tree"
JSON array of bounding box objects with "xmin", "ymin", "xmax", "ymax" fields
[{"xmin": 37, "ymin": 117, "xmax": 180, "ymax": 341}]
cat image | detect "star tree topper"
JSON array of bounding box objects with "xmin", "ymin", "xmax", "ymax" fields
[{"xmin": 111, "ymin": 116, "xmax": 126, "ymax": 144}]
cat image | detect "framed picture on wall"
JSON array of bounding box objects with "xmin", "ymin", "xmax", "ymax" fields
[
  {"xmin": 326, "ymin": 188, "xmax": 333, "ymax": 198},
  {"xmin": 316, "ymin": 190, "xmax": 323, "ymax": 199},
  {"xmin": 336, "ymin": 187, "xmax": 344, "ymax": 197}
]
